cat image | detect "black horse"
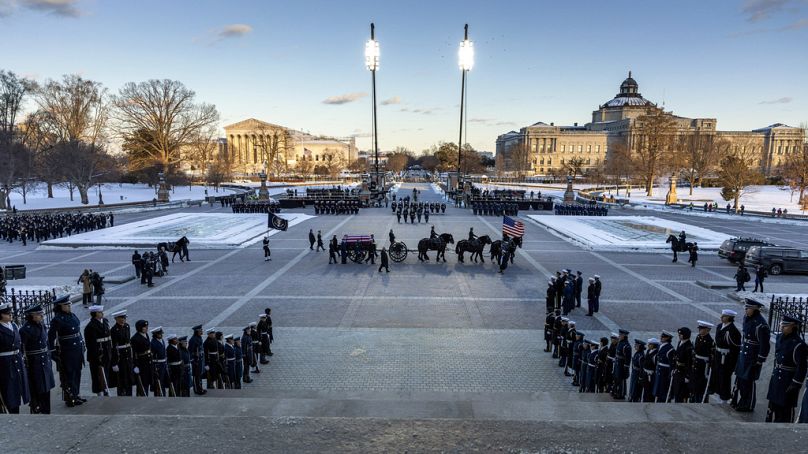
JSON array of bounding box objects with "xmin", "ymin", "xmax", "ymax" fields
[
  {"xmin": 455, "ymin": 235, "xmax": 492, "ymax": 263},
  {"xmin": 491, "ymin": 236, "xmax": 523, "ymax": 265},
  {"xmin": 417, "ymin": 233, "xmax": 454, "ymax": 262},
  {"xmin": 666, "ymin": 234, "xmax": 693, "ymax": 263}
]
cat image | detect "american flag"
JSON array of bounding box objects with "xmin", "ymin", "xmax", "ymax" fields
[{"xmin": 502, "ymin": 216, "xmax": 525, "ymax": 238}]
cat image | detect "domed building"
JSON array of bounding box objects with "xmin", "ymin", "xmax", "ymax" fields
[{"xmin": 496, "ymin": 72, "xmax": 804, "ymax": 177}]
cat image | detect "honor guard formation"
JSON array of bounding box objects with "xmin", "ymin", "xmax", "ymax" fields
[
  {"xmin": 1, "ymin": 212, "xmax": 113, "ymax": 245},
  {"xmin": 0, "ymin": 300, "xmax": 277, "ymax": 413}
]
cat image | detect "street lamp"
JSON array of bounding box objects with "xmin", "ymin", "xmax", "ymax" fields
[
  {"xmin": 365, "ymin": 23, "xmax": 380, "ymax": 189},
  {"xmin": 457, "ymin": 24, "xmax": 474, "ymax": 189}
]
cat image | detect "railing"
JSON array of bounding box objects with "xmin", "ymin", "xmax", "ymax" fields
[
  {"xmin": 769, "ymin": 295, "xmax": 808, "ymax": 335},
  {"xmin": 1, "ymin": 288, "xmax": 59, "ymax": 328}
]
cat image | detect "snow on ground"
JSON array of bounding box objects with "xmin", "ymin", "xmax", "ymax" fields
[
  {"xmin": 527, "ymin": 215, "xmax": 731, "ymax": 252},
  {"xmin": 617, "ymin": 185, "xmax": 804, "ymax": 214},
  {"xmin": 6, "ymin": 183, "xmax": 236, "ymax": 211},
  {"xmin": 40, "ymin": 212, "xmax": 314, "ymax": 249},
  {"xmin": 430, "ymin": 182, "xmax": 444, "ymax": 195}
]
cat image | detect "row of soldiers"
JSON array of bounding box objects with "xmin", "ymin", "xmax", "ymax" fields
[
  {"xmin": 1, "ymin": 212, "xmax": 114, "ymax": 245},
  {"xmin": 0, "ymin": 299, "xmax": 275, "ymax": 414},
  {"xmin": 230, "ymin": 201, "xmax": 281, "ymax": 214},
  {"xmin": 542, "ymin": 299, "xmax": 808, "ymax": 423},
  {"xmin": 471, "ymin": 201, "xmax": 520, "ymax": 217},
  {"xmin": 390, "ymin": 200, "xmax": 446, "ymax": 215},
  {"xmin": 553, "ymin": 203, "xmax": 608, "ymax": 216},
  {"xmin": 313, "ymin": 199, "xmax": 360, "ymax": 215}
]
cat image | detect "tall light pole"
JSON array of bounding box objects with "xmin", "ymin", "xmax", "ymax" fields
[
  {"xmin": 457, "ymin": 24, "xmax": 474, "ymax": 189},
  {"xmin": 365, "ymin": 23, "xmax": 380, "ymax": 188}
]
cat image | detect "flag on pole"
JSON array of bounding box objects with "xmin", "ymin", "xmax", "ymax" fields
[
  {"xmin": 502, "ymin": 216, "xmax": 524, "ymax": 238},
  {"xmin": 268, "ymin": 212, "xmax": 288, "ymax": 231}
]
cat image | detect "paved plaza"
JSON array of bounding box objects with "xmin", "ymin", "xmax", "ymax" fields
[{"xmin": 4, "ymin": 183, "xmax": 808, "ymax": 415}]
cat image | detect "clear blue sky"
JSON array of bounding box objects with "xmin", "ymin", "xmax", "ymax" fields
[{"xmin": 2, "ymin": 0, "xmax": 807, "ymax": 153}]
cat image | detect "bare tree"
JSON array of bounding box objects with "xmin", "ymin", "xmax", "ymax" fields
[
  {"xmin": 605, "ymin": 140, "xmax": 634, "ymax": 195},
  {"xmin": 22, "ymin": 111, "xmax": 61, "ymax": 198},
  {"xmin": 717, "ymin": 140, "xmax": 764, "ymax": 212},
  {"xmin": 0, "ymin": 70, "xmax": 35, "ymax": 209},
  {"xmin": 508, "ymin": 141, "xmax": 530, "ymax": 177},
  {"xmin": 113, "ymin": 79, "xmax": 219, "ymax": 189},
  {"xmin": 564, "ymin": 156, "xmax": 586, "ymax": 179},
  {"xmin": 206, "ymin": 149, "xmax": 233, "ymax": 192},
  {"xmin": 53, "ymin": 141, "xmax": 117, "ymax": 204},
  {"xmin": 386, "ymin": 150, "xmax": 411, "ymax": 172},
  {"xmin": 633, "ymin": 107, "xmax": 677, "ymax": 196},
  {"xmin": 782, "ymin": 144, "xmax": 808, "ymax": 206},
  {"xmin": 676, "ymin": 132, "xmax": 724, "ymax": 195}
]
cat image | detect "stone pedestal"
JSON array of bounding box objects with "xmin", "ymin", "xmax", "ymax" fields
[
  {"xmin": 258, "ymin": 172, "xmax": 269, "ymax": 200},
  {"xmin": 665, "ymin": 174, "xmax": 678, "ymax": 205},
  {"xmin": 563, "ymin": 176, "xmax": 575, "ymax": 203},
  {"xmin": 157, "ymin": 185, "xmax": 170, "ymax": 202}
]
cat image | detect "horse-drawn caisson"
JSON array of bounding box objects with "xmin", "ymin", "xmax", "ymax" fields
[{"xmin": 341, "ymin": 235, "xmax": 376, "ymax": 263}]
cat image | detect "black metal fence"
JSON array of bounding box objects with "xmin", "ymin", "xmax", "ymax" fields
[
  {"xmin": 1, "ymin": 288, "xmax": 58, "ymax": 327},
  {"xmin": 769, "ymin": 295, "xmax": 808, "ymax": 335}
]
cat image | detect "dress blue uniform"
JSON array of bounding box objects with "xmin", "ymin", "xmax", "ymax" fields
[
  {"xmin": 733, "ymin": 303, "xmax": 770, "ymax": 412},
  {"xmin": 47, "ymin": 302, "xmax": 85, "ymax": 406},
  {"xmin": 585, "ymin": 344, "xmax": 599, "ymax": 393},
  {"xmin": 612, "ymin": 331, "xmax": 632, "ymax": 399},
  {"xmin": 224, "ymin": 338, "xmax": 237, "ymax": 389},
  {"xmin": 0, "ymin": 304, "xmax": 30, "ymax": 413},
  {"xmin": 188, "ymin": 326, "xmax": 205, "ymax": 394},
  {"xmin": 131, "ymin": 322, "xmax": 153, "ymax": 396},
  {"xmin": 19, "ymin": 306, "xmax": 55, "ymax": 414},
  {"xmin": 150, "ymin": 330, "xmax": 168, "ymax": 397},
  {"xmin": 241, "ymin": 328, "xmax": 254, "ymax": 383},
  {"xmin": 166, "ymin": 338, "xmax": 182, "ymax": 397},
  {"xmin": 708, "ymin": 313, "xmax": 741, "ymax": 402},
  {"xmin": 233, "ymin": 338, "xmax": 243, "ymax": 389},
  {"xmin": 765, "ymin": 316, "xmax": 806, "ymax": 423},
  {"xmin": 628, "ymin": 339, "xmax": 646, "ymax": 402},
  {"xmin": 178, "ymin": 337, "xmax": 192, "ymax": 397},
  {"xmin": 641, "ymin": 341, "xmax": 659, "ymax": 402},
  {"xmin": 653, "ymin": 333, "xmax": 675, "ymax": 402}
]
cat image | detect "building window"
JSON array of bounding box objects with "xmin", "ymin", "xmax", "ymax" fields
[
  {"xmin": 315, "ymin": 155, "xmax": 319, "ymax": 161},
  {"xmin": 531, "ymin": 141, "xmax": 537, "ymax": 152},
  {"xmin": 578, "ymin": 145, "xmax": 583, "ymax": 152},
  {"xmin": 596, "ymin": 145, "xmax": 601, "ymax": 153},
  {"xmin": 586, "ymin": 158, "xmax": 591, "ymax": 164},
  {"xmin": 560, "ymin": 145, "xmax": 565, "ymax": 152},
  {"xmin": 587, "ymin": 145, "xmax": 592, "ymax": 153},
  {"xmin": 548, "ymin": 158, "xmax": 552, "ymax": 165}
]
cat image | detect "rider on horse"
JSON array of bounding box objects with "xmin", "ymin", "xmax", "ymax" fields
[{"xmin": 469, "ymin": 227, "xmax": 477, "ymax": 242}]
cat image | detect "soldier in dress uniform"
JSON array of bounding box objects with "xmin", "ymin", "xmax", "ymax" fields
[
  {"xmin": 612, "ymin": 329, "xmax": 632, "ymax": 399},
  {"xmin": 732, "ymin": 300, "xmax": 771, "ymax": 412},
  {"xmin": 166, "ymin": 334, "xmax": 182, "ymax": 397},
  {"xmin": 551, "ymin": 311, "xmax": 562, "ymax": 359},
  {"xmin": 628, "ymin": 339, "xmax": 646, "ymax": 403},
  {"xmin": 546, "ymin": 279, "xmax": 556, "ymax": 316},
  {"xmin": 265, "ymin": 308, "xmax": 274, "ymax": 356},
  {"xmin": 224, "ymin": 335, "xmax": 238, "ymax": 389},
  {"xmin": 765, "ymin": 315, "xmax": 806, "ymax": 422},
  {"xmin": 233, "ymin": 336, "xmax": 244, "ymax": 388},
  {"xmin": 596, "ymin": 337, "xmax": 610, "ymax": 393},
  {"xmin": 653, "ymin": 330, "xmax": 675, "ymax": 402},
  {"xmin": 571, "ymin": 330, "xmax": 585, "ymax": 387},
  {"xmin": 84, "ymin": 305, "xmax": 113, "ymax": 396},
  {"xmin": 691, "ymin": 320, "xmax": 715, "ymax": 403},
  {"xmin": 130, "ymin": 320, "xmax": 153, "ymax": 396},
  {"xmin": 178, "ymin": 336, "xmax": 192, "ymax": 397},
  {"xmin": 563, "ymin": 320, "xmax": 577, "ymax": 376},
  {"xmin": 642, "ymin": 338, "xmax": 659, "ymax": 402},
  {"xmin": 249, "ymin": 322, "xmax": 261, "ymax": 374},
  {"xmin": 150, "ymin": 327, "xmax": 168, "ymax": 397},
  {"xmin": 109, "ymin": 310, "xmax": 134, "ymax": 396},
  {"xmin": 241, "ymin": 327, "xmax": 253, "ymax": 384},
  {"xmin": 188, "ymin": 324, "xmax": 206, "ymax": 395},
  {"xmin": 671, "ymin": 327, "xmax": 694, "ymax": 403},
  {"xmin": 203, "ymin": 328, "xmax": 222, "ymax": 389},
  {"xmin": 604, "ymin": 333, "xmax": 618, "ymax": 394},
  {"xmin": 215, "ymin": 331, "xmax": 228, "ymax": 388},
  {"xmin": 584, "ymin": 340, "xmax": 600, "ymax": 393},
  {"xmin": 19, "ymin": 304, "xmax": 54, "ymax": 413},
  {"xmin": 708, "ymin": 309, "xmax": 741, "ymax": 403},
  {"xmin": 48, "ymin": 297, "xmax": 85, "ymax": 407},
  {"xmin": 257, "ymin": 314, "xmax": 270, "ymax": 364},
  {"xmin": 557, "ymin": 318, "xmax": 570, "ymax": 369},
  {"xmin": 1, "ymin": 302, "xmax": 30, "ymax": 413}
]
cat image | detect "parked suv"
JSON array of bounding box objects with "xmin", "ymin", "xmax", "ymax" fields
[
  {"xmin": 745, "ymin": 246, "xmax": 808, "ymax": 275},
  {"xmin": 718, "ymin": 237, "xmax": 776, "ymax": 263}
]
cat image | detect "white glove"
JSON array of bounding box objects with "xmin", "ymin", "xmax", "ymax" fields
[
  {"xmin": 204, "ymin": 365, "xmax": 209, "ymax": 371},
  {"xmin": 133, "ymin": 367, "xmax": 140, "ymax": 374},
  {"xmin": 112, "ymin": 365, "xmax": 119, "ymax": 372}
]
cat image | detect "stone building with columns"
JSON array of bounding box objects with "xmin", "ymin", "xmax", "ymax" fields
[
  {"xmin": 496, "ymin": 73, "xmax": 804, "ymax": 176},
  {"xmin": 220, "ymin": 118, "xmax": 357, "ymax": 175}
]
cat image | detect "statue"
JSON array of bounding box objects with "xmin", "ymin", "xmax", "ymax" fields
[
  {"xmin": 665, "ymin": 173, "xmax": 678, "ymax": 205},
  {"xmin": 563, "ymin": 174, "xmax": 575, "ymax": 203},
  {"xmin": 258, "ymin": 160, "xmax": 269, "ymax": 200},
  {"xmin": 157, "ymin": 172, "xmax": 170, "ymax": 202}
]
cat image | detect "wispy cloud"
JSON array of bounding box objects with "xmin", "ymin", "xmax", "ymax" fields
[
  {"xmin": 399, "ymin": 106, "xmax": 441, "ymax": 115},
  {"xmin": 218, "ymin": 23, "xmax": 252, "ymax": 39},
  {"xmin": 468, "ymin": 117, "xmax": 517, "ymax": 127},
  {"xmin": 322, "ymin": 92, "xmax": 367, "ymax": 105},
  {"xmin": 21, "ymin": 0, "xmax": 81, "ymax": 17},
  {"xmin": 759, "ymin": 96, "xmax": 793, "ymax": 104},
  {"xmin": 729, "ymin": 16, "xmax": 808, "ymax": 36},
  {"xmin": 380, "ymin": 96, "xmax": 401, "ymax": 106},
  {"xmin": 742, "ymin": 0, "xmax": 793, "ymax": 21}
]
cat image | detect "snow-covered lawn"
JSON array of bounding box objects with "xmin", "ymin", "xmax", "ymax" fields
[
  {"xmin": 527, "ymin": 215, "xmax": 731, "ymax": 252},
  {"xmin": 616, "ymin": 185, "xmax": 804, "ymax": 214},
  {"xmin": 41, "ymin": 212, "xmax": 313, "ymax": 249},
  {"xmin": 6, "ymin": 183, "xmax": 236, "ymax": 211}
]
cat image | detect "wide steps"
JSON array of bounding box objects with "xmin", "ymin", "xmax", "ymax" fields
[{"xmin": 54, "ymin": 389, "xmax": 753, "ymax": 423}]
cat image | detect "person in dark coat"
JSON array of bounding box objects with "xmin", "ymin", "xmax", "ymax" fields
[
  {"xmin": 224, "ymin": 335, "xmax": 238, "ymax": 389},
  {"xmin": 628, "ymin": 339, "xmax": 646, "ymax": 402},
  {"xmin": 264, "ymin": 308, "xmax": 274, "ymax": 356},
  {"xmin": 328, "ymin": 238, "xmax": 338, "ymax": 264},
  {"xmin": 562, "ymin": 280, "xmax": 574, "ymax": 315},
  {"xmin": 586, "ymin": 277, "xmax": 596, "ymax": 316},
  {"xmin": 108, "ymin": 310, "xmax": 133, "ymax": 396},
  {"xmin": 546, "ymin": 278, "xmax": 557, "ymax": 314},
  {"xmin": 84, "ymin": 305, "xmax": 113, "ymax": 396},
  {"xmin": 574, "ymin": 271, "xmax": 583, "ymax": 308},
  {"xmin": 691, "ymin": 321, "xmax": 715, "ymax": 403},
  {"xmin": 670, "ymin": 327, "xmax": 694, "ymax": 403},
  {"xmin": 308, "ymin": 229, "xmax": 316, "ymax": 250},
  {"xmin": 707, "ymin": 309, "xmax": 741, "ymax": 403},
  {"xmin": 753, "ymin": 265, "xmax": 766, "ymax": 293},
  {"xmin": 378, "ymin": 247, "xmax": 390, "ymax": 272},
  {"xmin": 688, "ymin": 242, "xmax": 699, "ymax": 268},
  {"xmin": 612, "ymin": 329, "xmax": 632, "ymax": 399},
  {"xmin": 593, "ymin": 275, "xmax": 602, "ymax": 312},
  {"xmin": 732, "ymin": 300, "xmax": 771, "ymax": 412},
  {"xmin": 19, "ymin": 304, "xmax": 54, "ymax": 413},
  {"xmin": 48, "ymin": 297, "xmax": 85, "ymax": 407},
  {"xmin": 158, "ymin": 247, "xmax": 170, "ymax": 275},
  {"xmin": 166, "ymin": 334, "xmax": 182, "ymax": 397},
  {"xmin": 316, "ymin": 230, "xmax": 325, "ymax": 252},
  {"xmin": 130, "ymin": 320, "xmax": 153, "ymax": 396},
  {"xmin": 203, "ymin": 328, "xmax": 222, "ymax": 389},
  {"xmin": 571, "ymin": 330, "xmax": 585, "ymax": 386},
  {"xmin": 734, "ymin": 265, "xmax": 750, "ymax": 292},
  {"xmin": 766, "ymin": 315, "xmax": 807, "ymax": 422},
  {"xmin": 233, "ymin": 336, "xmax": 244, "ymax": 389},
  {"xmin": 188, "ymin": 325, "xmax": 206, "ymax": 395},
  {"xmin": 150, "ymin": 327, "xmax": 168, "ymax": 397},
  {"xmin": 263, "ymin": 236, "xmax": 271, "ymax": 261},
  {"xmin": 132, "ymin": 250, "xmax": 142, "ymax": 278},
  {"xmin": 642, "ymin": 339, "xmax": 659, "ymax": 402},
  {"xmin": 248, "ymin": 322, "xmax": 261, "ymax": 374},
  {"xmin": 178, "ymin": 336, "xmax": 192, "ymax": 397},
  {"xmin": 241, "ymin": 327, "xmax": 253, "ymax": 384},
  {"xmin": 1, "ymin": 302, "xmax": 30, "ymax": 413},
  {"xmin": 543, "ymin": 308, "xmax": 555, "ymax": 353},
  {"xmin": 653, "ymin": 330, "xmax": 676, "ymax": 402},
  {"xmin": 257, "ymin": 314, "xmax": 270, "ymax": 364},
  {"xmin": 585, "ymin": 340, "xmax": 599, "ymax": 393}
]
